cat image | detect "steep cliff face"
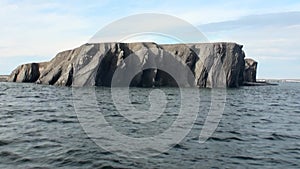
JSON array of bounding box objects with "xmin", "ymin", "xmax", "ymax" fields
[
  {"xmin": 188, "ymin": 43, "xmax": 245, "ymax": 88},
  {"xmin": 244, "ymin": 58, "xmax": 258, "ymax": 82},
  {"xmin": 8, "ymin": 42, "xmax": 250, "ymax": 88}
]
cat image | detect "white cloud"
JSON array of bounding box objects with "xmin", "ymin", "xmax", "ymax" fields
[
  {"xmin": 200, "ymin": 11, "xmax": 300, "ymax": 78},
  {"xmin": 0, "ymin": 1, "xmax": 95, "ymax": 74},
  {"xmin": 1, "ymin": 0, "xmax": 300, "ymax": 78},
  {"xmin": 0, "ymin": 1, "xmax": 91, "ymax": 58}
]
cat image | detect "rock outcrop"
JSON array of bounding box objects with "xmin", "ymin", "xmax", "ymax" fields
[
  {"xmin": 8, "ymin": 63, "xmax": 40, "ymax": 83},
  {"xmin": 8, "ymin": 42, "xmax": 253, "ymax": 88},
  {"xmin": 244, "ymin": 58, "xmax": 258, "ymax": 82},
  {"xmin": 0, "ymin": 75, "xmax": 8, "ymax": 82},
  {"xmin": 8, "ymin": 62, "xmax": 48, "ymax": 83}
]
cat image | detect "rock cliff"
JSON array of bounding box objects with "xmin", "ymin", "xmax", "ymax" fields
[
  {"xmin": 0, "ymin": 75, "xmax": 8, "ymax": 82},
  {"xmin": 244, "ymin": 58, "xmax": 258, "ymax": 82},
  {"xmin": 8, "ymin": 42, "xmax": 254, "ymax": 88}
]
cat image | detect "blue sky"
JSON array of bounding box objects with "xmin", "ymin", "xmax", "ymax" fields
[{"xmin": 0, "ymin": 0, "xmax": 299, "ymax": 79}]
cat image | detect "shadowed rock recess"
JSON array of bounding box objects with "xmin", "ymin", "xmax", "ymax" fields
[{"xmin": 7, "ymin": 42, "xmax": 257, "ymax": 88}]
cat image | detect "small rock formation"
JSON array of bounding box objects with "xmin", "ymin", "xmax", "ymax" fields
[
  {"xmin": 7, "ymin": 63, "xmax": 40, "ymax": 83},
  {"xmin": 244, "ymin": 58, "xmax": 258, "ymax": 82},
  {"xmin": 7, "ymin": 42, "xmax": 255, "ymax": 88},
  {"xmin": 0, "ymin": 75, "xmax": 8, "ymax": 82},
  {"xmin": 7, "ymin": 62, "xmax": 48, "ymax": 83}
]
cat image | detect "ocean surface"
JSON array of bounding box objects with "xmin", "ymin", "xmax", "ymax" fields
[{"xmin": 0, "ymin": 82, "xmax": 299, "ymax": 169}]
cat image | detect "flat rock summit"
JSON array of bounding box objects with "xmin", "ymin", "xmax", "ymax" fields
[{"xmin": 7, "ymin": 42, "xmax": 258, "ymax": 88}]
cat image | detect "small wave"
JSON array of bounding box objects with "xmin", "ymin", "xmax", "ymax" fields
[
  {"xmin": 261, "ymin": 118, "xmax": 273, "ymax": 123},
  {"xmin": 0, "ymin": 140, "xmax": 10, "ymax": 146},
  {"xmin": 286, "ymin": 147, "xmax": 300, "ymax": 151},
  {"xmin": 32, "ymin": 143, "xmax": 61, "ymax": 149},
  {"xmin": 237, "ymin": 108, "xmax": 256, "ymax": 113},
  {"xmin": 0, "ymin": 124, "xmax": 8, "ymax": 128},
  {"xmin": 252, "ymin": 118, "xmax": 273, "ymax": 124},
  {"xmin": 229, "ymin": 131, "xmax": 241, "ymax": 135},
  {"xmin": 272, "ymin": 133, "xmax": 300, "ymax": 139},
  {"xmin": 32, "ymin": 109, "xmax": 58, "ymax": 113},
  {"xmin": 0, "ymin": 151, "xmax": 22, "ymax": 161},
  {"xmin": 46, "ymin": 157, "xmax": 93, "ymax": 168},
  {"xmin": 64, "ymin": 149, "xmax": 82, "ymax": 156},
  {"xmin": 231, "ymin": 155, "xmax": 257, "ymax": 160},
  {"xmin": 106, "ymin": 114, "xmax": 122, "ymax": 118},
  {"xmin": 32, "ymin": 119, "xmax": 77, "ymax": 124},
  {"xmin": 244, "ymin": 113, "xmax": 256, "ymax": 117},
  {"xmin": 0, "ymin": 115, "xmax": 13, "ymax": 120},
  {"xmin": 27, "ymin": 167, "xmax": 51, "ymax": 169},
  {"xmin": 209, "ymin": 136, "xmax": 244, "ymax": 142},
  {"xmin": 264, "ymin": 133, "xmax": 299, "ymax": 141},
  {"xmin": 270, "ymin": 103, "xmax": 281, "ymax": 107},
  {"xmin": 131, "ymin": 101, "xmax": 142, "ymax": 105},
  {"xmin": 15, "ymin": 96, "xmax": 30, "ymax": 98},
  {"xmin": 173, "ymin": 143, "xmax": 188, "ymax": 150},
  {"xmin": 92, "ymin": 164, "xmax": 126, "ymax": 169},
  {"xmin": 19, "ymin": 138, "xmax": 62, "ymax": 145}
]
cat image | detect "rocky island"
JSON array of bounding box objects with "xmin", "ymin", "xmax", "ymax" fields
[{"xmin": 7, "ymin": 42, "xmax": 259, "ymax": 88}]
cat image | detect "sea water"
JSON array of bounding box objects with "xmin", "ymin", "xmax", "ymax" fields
[{"xmin": 0, "ymin": 82, "xmax": 299, "ymax": 168}]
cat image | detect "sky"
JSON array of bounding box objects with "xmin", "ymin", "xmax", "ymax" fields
[{"xmin": 0, "ymin": 0, "xmax": 299, "ymax": 79}]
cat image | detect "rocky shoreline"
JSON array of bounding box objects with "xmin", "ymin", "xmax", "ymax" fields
[
  {"xmin": 7, "ymin": 42, "xmax": 260, "ymax": 88},
  {"xmin": 0, "ymin": 75, "xmax": 8, "ymax": 82},
  {"xmin": 243, "ymin": 81, "xmax": 278, "ymax": 86}
]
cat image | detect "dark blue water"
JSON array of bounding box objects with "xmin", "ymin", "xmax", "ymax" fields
[{"xmin": 0, "ymin": 82, "xmax": 299, "ymax": 169}]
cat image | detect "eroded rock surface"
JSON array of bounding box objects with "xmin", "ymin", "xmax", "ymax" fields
[
  {"xmin": 8, "ymin": 63, "xmax": 40, "ymax": 83},
  {"xmin": 8, "ymin": 42, "xmax": 254, "ymax": 88},
  {"xmin": 244, "ymin": 58, "xmax": 258, "ymax": 82}
]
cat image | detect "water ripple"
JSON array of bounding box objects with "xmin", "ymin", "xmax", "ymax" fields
[{"xmin": 0, "ymin": 82, "xmax": 299, "ymax": 168}]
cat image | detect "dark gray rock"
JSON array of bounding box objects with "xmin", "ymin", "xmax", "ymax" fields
[
  {"xmin": 190, "ymin": 43, "xmax": 245, "ymax": 88},
  {"xmin": 8, "ymin": 63, "xmax": 41, "ymax": 83},
  {"xmin": 0, "ymin": 75, "xmax": 8, "ymax": 82},
  {"xmin": 7, "ymin": 42, "xmax": 253, "ymax": 88},
  {"xmin": 244, "ymin": 58, "xmax": 258, "ymax": 82}
]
